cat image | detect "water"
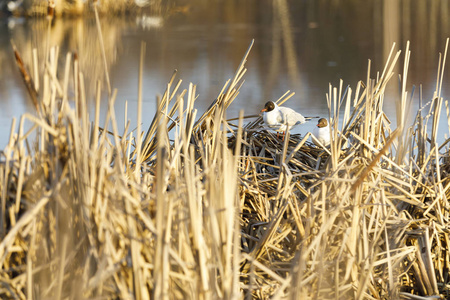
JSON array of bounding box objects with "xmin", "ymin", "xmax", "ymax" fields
[{"xmin": 1, "ymin": 0, "xmax": 450, "ymax": 148}]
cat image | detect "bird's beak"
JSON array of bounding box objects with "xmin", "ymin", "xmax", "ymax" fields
[{"xmin": 261, "ymin": 108, "xmax": 267, "ymax": 112}]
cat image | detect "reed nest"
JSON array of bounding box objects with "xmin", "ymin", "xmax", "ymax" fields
[{"xmin": 2, "ymin": 20, "xmax": 450, "ymax": 299}]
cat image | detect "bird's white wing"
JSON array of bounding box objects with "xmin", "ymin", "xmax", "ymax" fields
[
  {"xmin": 280, "ymin": 107, "xmax": 305, "ymax": 126},
  {"xmin": 276, "ymin": 110, "xmax": 284, "ymax": 124}
]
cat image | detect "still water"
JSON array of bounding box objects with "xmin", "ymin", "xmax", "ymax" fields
[{"xmin": 1, "ymin": 0, "xmax": 450, "ymax": 148}]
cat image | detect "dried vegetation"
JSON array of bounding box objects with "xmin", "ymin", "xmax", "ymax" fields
[{"xmin": 1, "ymin": 10, "xmax": 450, "ymax": 300}]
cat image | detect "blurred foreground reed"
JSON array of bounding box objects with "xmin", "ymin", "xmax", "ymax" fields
[{"xmin": 2, "ymin": 33, "xmax": 450, "ymax": 300}]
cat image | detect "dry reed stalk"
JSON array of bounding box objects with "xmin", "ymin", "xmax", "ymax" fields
[
  {"xmin": 12, "ymin": 42, "xmax": 39, "ymax": 114},
  {"xmin": 93, "ymin": 0, "xmax": 112, "ymax": 96}
]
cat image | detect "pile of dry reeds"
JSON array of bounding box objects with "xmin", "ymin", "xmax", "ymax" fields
[{"xmin": 1, "ymin": 16, "xmax": 450, "ymax": 299}]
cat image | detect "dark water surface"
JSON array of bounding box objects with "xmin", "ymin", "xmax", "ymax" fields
[{"xmin": 1, "ymin": 0, "xmax": 450, "ymax": 147}]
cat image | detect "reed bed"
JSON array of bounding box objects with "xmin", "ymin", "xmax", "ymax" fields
[
  {"xmin": 1, "ymin": 20, "xmax": 450, "ymax": 299},
  {"xmin": 26, "ymin": 0, "xmax": 161, "ymax": 17}
]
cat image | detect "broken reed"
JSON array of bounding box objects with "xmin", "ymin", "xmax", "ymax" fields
[{"xmin": 2, "ymin": 37, "xmax": 450, "ymax": 299}]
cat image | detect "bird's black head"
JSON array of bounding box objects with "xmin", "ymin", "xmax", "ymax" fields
[
  {"xmin": 317, "ymin": 118, "xmax": 328, "ymax": 128},
  {"xmin": 261, "ymin": 101, "xmax": 275, "ymax": 112}
]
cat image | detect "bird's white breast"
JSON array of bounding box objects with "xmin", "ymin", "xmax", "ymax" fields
[
  {"xmin": 313, "ymin": 126, "xmax": 330, "ymax": 146},
  {"xmin": 263, "ymin": 109, "xmax": 286, "ymax": 131}
]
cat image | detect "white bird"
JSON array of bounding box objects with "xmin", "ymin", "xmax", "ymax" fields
[
  {"xmin": 261, "ymin": 101, "xmax": 315, "ymax": 135},
  {"xmin": 312, "ymin": 118, "xmax": 331, "ymax": 146}
]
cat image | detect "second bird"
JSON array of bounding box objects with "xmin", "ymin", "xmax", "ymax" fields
[
  {"xmin": 312, "ymin": 118, "xmax": 331, "ymax": 146},
  {"xmin": 261, "ymin": 101, "xmax": 316, "ymax": 135}
]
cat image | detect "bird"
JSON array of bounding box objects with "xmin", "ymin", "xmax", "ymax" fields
[
  {"xmin": 312, "ymin": 118, "xmax": 331, "ymax": 146},
  {"xmin": 260, "ymin": 101, "xmax": 316, "ymax": 136}
]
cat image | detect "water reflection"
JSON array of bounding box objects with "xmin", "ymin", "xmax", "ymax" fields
[{"xmin": 1, "ymin": 0, "xmax": 450, "ymax": 147}]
